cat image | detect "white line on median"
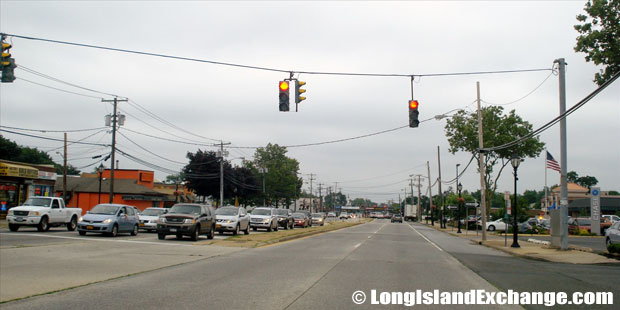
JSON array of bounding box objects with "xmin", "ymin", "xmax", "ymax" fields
[
  {"xmin": 407, "ymin": 224, "xmax": 444, "ymax": 252},
  {"xmin": 1, "ymin": 233, "xmax": 195, "ymax": 247}
]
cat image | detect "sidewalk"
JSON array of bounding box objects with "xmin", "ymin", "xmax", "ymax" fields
[{"xmin": 420, "ymin": 221, "xmax": 619, "ymax": 265}]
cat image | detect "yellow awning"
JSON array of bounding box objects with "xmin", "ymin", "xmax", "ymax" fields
[{"xmin": 0, "ymin": 162, "xmax": 39, "ymax": 178}]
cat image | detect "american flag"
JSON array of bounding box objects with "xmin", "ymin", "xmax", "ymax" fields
[{"xmin": 546, "ymin": 151, "xmax": 561, "ymax": 173}]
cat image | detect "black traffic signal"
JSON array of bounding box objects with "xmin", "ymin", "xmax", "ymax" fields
[
  {"xmin": 1, "ymin": 41, "xmax": 16, "ymax": 83},
  {"xmin": 279, "ymin": 80, "xmax": 290, "ymax": 111},
  {"xmin": 295, "ymin": 80, "xmax": 306, "ymax": 103},
  {"xmin": 408, "ymin": 100, "xmax": 419, "ymax": 128}
]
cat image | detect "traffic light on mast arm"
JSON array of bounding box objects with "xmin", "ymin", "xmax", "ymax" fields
[
  {"xmin": 1, "ymin": 41, "xmax": 16, "ymax": 83},
  {"xmin": 295, "ymin": 80, "xmax": 306, "ymax": 103},
  {"xmin": 409, "ymin": 100, "xmax": 420, "ymax": 128},
  {"xmin": 279, "ymin": 80, "xmax": 290, "ymax": 112}
]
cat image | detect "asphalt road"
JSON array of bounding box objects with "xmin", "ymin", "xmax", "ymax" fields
[
  {"xmin": 1, "ymin": 220, "xmax": 617, "ymax": 309},
  {"xmin": 2, "ymin": 219, "xmax": 519, "ymax": 309}
]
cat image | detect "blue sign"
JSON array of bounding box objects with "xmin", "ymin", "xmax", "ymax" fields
[{"xmin": 592, "ymin": 189, "xmax": 599, "ymax": 196}]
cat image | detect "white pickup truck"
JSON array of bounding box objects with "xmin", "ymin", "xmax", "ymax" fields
[{"xmin": 6, "ymin": 196, "xmax": 82, "ymax": 232}]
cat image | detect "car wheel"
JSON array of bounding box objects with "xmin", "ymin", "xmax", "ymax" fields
[
  {"xmin": 284, "ymin": 221, "xmax": 289, "ymax": 230},
  {"xmin": 66, "ymin": 216, "xmax": 77, "ymax": 231},
  {"xmin": 207, "ymin": 225, "xmax": 215, "ymax": 240},
  {"xmin": 110, "ymin": 224, "xmax": 118, "ymax": 237},
  {"xmin": 274, "ymin": 223, "xmax": 278, "ymax": 231},
  {"xmin": 131, "ymin": 225, "xmax": 138, "ymax": 236},
  {"xmin": 37, "ymin": 216, "xmax": 50, "ymax": 232},
  {"xmin": 191, "ymin": 225, "xmax": 200, "ymax": 241},
  {"xmin": 267, "ymin": 225, "xmax": 272, "ymax": 232},
  {"xmin": 488, "ymin": 225, "xmax": 496, "ymax": 231},
  {"xmin": 158, "ymin": 233, "xmax": 166, "ymax": 240},
  {"xmin": 253, "ymin": 227, "xmax": 257, "ymax": 231},
  {"xmin": 233, "ymin": 224, "xmax": 239, "ymax": 235},
  {"xmin": 8, "ymin": 224, "xmax": 19, "ymax": 232},
  {"xmin": 244, "ymin": 223, "xmax": 250, "ymax": 235},
  {"xmin": 218, "ymin": 231, "xmax": 224, "ymax": 235},
  {"xmin": 176, "ymin": 234, "xmax": 183, "ymax": 240},
  {"xmin": 78, "ymin": 230, "xmax": 86, "ymax": 236}
]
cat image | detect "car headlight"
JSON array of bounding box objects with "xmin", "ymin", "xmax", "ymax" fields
[
  {"xmin": 29, "ymin": 211, "xmax": 40, "ymax": 216},
  {"xmin": 78, "ymin": 217, "xmax": 83, "ymax": 222},
  {"xmin": 183, "ymin": 219, "xmax": 195, "ymax": 224},
  {"xmin": 226, "ymin": 219, "xmax": 236, "ymax": 224},
  {"xmin": 263, "ymin": 219, "xmax": 270, "ymax": 223},
  {"xmin": 102, "ymin": 218, "xmax": 113, "ymax": 224},
  {"xmin": 8, "ymin": 210, "xmax": 13, "ymax": 216}
]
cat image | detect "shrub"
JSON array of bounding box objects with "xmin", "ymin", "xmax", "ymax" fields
[{"xmin": 607, "ymin": 243, "xmax": 620, "ymax": 254}]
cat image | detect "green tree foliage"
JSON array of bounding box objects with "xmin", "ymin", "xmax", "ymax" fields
[
  {"xmin": 0, "ymin": 135, "xmax": 80, "ymax": 175},
  {"xmin": 574, "ymin": 0, "xmax": 620, "ymax": 85},
  {"xmin": 445, "ymin": 107, "xmax": 545, "ymax": 215},
  {"xmin": 246, "ymin": 143, "xmax": 301, "ymax": 207},
  {"xmin": 566, "ymin": 170, "xmax": 599, "ymax": 189}
]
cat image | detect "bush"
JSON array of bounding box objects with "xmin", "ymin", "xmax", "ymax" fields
[{"xmin": 607, "ymin": 243, "xmax": 620, "ymax": 254}]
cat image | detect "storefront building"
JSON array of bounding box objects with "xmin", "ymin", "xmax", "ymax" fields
[{"xmin": 0, "ymin": 160, "xmax": 57, "ymax": 217}]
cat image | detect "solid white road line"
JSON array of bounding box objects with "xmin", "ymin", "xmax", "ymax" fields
[
  {"xmin": 407, "ymin": 224, "xmax": 444, "ymax": 252},
  {"xmin": 1, "ymin": 233, "xmax": 195, "ymax": 247}
]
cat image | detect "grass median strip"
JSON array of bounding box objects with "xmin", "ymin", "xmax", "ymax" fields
[{"xmin": 204, "ymin": 219, "xmax": 372, "ymax": 248}]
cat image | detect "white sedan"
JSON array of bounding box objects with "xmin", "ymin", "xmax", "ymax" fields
[{"xmin": 486, "ymin": 219, "xmax": 508, "ymax": 232}]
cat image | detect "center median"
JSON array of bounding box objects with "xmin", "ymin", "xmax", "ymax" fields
[{"xmin": 204, "ymin": 218, "xmax": 372, "ymax": 248}]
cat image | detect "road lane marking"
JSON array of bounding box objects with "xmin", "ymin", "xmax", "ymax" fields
[
  {"xmin": 1, "ymin": 233, "xmax": 195, "ymax": 247},
  {"xmin": 354, "ymin": 242, "xmax": 362, "ymax": 248},
  {"xmin": 407, "ymin": 224, "xmax": 444, "ymax": 252}
]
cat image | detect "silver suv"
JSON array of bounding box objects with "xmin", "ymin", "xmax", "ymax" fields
[{"xmin": 250, "ymin": 207, "xmax": 278, "ymax": 232}]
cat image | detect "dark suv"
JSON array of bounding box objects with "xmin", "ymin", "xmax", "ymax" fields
[
  {"xmin": 274, "ymin": 208, "xmax": 295, "ymax": 230},
  {"xmin": 157, "ymin": 203, "xmax": 215, "ymax": 241}
]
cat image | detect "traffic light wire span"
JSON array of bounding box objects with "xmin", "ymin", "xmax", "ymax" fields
[{"xmin": 3, "ymin": 33, "xmax": 552, "ymax": 79}]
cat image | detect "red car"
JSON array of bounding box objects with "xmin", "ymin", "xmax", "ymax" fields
[
  {"xmin": 292, "ymin": 213, "xmax": 309, "ymax": 228},
  {"xmin": 568, "ymin": 218, "xmax": 591, "ymax": 234}
]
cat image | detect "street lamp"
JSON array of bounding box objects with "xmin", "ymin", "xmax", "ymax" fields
[
  {"xmin": 510, "ymin": 154, "xmax": 521, "ymax": 248},
  {"xmin": 97, "ymin": 164, "xmax": 104, "ymax": 204}
]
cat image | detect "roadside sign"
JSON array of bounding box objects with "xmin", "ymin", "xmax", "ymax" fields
[{"xmin": 591, "ymin": 187, "xmax": 601, "ymax": 235}]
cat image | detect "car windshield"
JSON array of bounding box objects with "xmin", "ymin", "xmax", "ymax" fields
[
  {"xmin": 312, "ymin": 213, "xmax": 322, "ymax": 218},
  {"xmin": 252, "ymin": 209, "xmax": 272, "ymax": 216},
  {"xmin": 215, "ymin": 208, "xmax": 238, "ymax": 216},
  {"xmin": 576, "ymin": 219, "xmax": 591, "ymax": 226},
  {"xmin": 169, "ymin": 205, "xmax": 201, "ymax": 215},
  {"xmin": 22, "ymin": 198, "xmax": 52, "ymax": 207},
  {"xmin": 142, "ymin": 209, "xmax": 165, "ymax": 216},
  {"xmin": 293, "ymin": 213, "xmax": 305, "ymax": 219},
  {"xmin": 275, "ymin": 209, "xmax": 289, "ymax": 216},
  {"xmin": 90, "ymin": 204, "xmax": 120, "ymax": 215}
]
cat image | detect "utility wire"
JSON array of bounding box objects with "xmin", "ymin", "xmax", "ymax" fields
[
  {"xmin": 0, "ymin": 129, "xmax": 109, "ymax": 146},
  {"xmin": 3, "ymin": 33, "xmax": 552, "ymax": 78},
  {"xmin": 0, "ymin": 125, "xmax": 107, "ymax": 133}
]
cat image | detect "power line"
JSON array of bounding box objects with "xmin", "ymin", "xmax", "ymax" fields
[
  {"xmin": 3, "ymin": 33, "xmax": 552, "ymax": 78},
  {"xmin": 0, "ymin": 129, "xmax": 109, "ymax": 146},
  {"xmin": 0, "ymin": 125, "xmax": 107, "ymax": 133}
]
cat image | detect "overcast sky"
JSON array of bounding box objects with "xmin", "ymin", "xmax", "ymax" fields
[{"xmin": 1, "ymin": 1, "xmax": 618, "ymax": 204}]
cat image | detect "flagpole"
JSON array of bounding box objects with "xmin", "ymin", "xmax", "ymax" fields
[{"xmin": 544, "ymin": 149, "xmax": 548, "ymax": 214}]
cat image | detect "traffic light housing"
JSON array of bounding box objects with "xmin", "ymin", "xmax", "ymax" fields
[
  {"xmin": 408, "ymin": 100, "xmax": 419, "ymax": 128},
  {"xmin": 1, "ymin": 41, "xmax": 16, "ymax": 83},
  {"xmin": 279, "ymin": 80, "xmax": 290, "ymax": 111},
  {"xmin": 295, "ymin": 80, "xmax": 306, "ymax": 103}
]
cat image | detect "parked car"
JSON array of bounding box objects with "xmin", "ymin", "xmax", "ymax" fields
[
  {"xmin": 77, "ymin": 204, "xmax": 139, "ymax": 237},
  {"xmin": 250, "ymin": 207, "xmax": 278, "ymax": 232},
  {"xmin": 7, "ymin": 196, "xmax": 81, "ymax": 232},
  {"xmin": 215, "ymin": 206, "xmax": 250, "ymax": 235},
  {"xmin": 293, "ymin": 212, "xmax": 310, "ymax": 228},
  {"xmin": 138, "ymin": 207, "xmax": 168, "ymax": 232},
  {"xmin": 327, "ymin": 212, "xmax": 337, "ymax": 218},
  {"xmin": 311, "ymin": 213, "xmax": 325, "ymax": 226},
  {"xmin": 339, "ymin": 212, "xmax": 349, "ymax": 219},
  {"xmin": 568, "ymin": 218, "xmax": 591, "ymax": 234},
  {"xmin": 157, "ymin": 203, "xmax": 215, "ymax": 241},
  {"xmin": 603, "ymin": 215, "xmax": 620, "ymax": 224},
  {"xmin": 391, "ymin": 214, "xmax": 403, "ymax": 223},
  {"xmin": 540, "ymin": 219, "xmax": 551, "ymax": 230},
  {"xmin": 486, "ymin": 218, "xmax": 508, "ymax": 232},
  {"xmin": 605, "ymin": 221, "xmax": 620, "ymax": 247},
  {"xmin": 274, "ymin": 208, "xmax": 295, "ymax": 230}
]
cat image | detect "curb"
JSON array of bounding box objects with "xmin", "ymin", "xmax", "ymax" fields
[{"xmin": 256, "ymin": 220, "xmax": 369, "ymax": 247}]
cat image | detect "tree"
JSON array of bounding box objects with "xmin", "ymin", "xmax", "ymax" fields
[
  {"xmin": 183, "ymin": 150, "xmax": 231, "ymax": 202},
  {"xmin": 1, "ymin": 135, "xmax": 80, "ymax": 175},
  {"xmin": 247, "ymin": 143, "xmax": 301, "ymax": 207},
  {"xmin": 164, "ymin": 172, "xmax": 185, "ymax": 184},
  {"xmin": 566, "ymin": 170, "xmax": 599, "ymax": 189},
  {"xmin": 445, "ymin": 106, "xmax": 545, "ymax": 215},
  {"xmin": 574, "ymin": 0, "xmax": 620, "ymax": 85}
]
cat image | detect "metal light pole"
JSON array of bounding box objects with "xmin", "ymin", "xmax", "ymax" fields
[
  {"xmin": 511, "ymin": 155, "xmax": 521, "ymax": 248},
  {"xmin": 97, "ymin": 164, "xmax": 104, "ymax": 204},
  {"xmin": 457, "ymin": 183, "xmax": 463, "ymax": 234}
]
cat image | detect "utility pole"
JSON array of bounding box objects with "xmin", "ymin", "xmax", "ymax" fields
[
  {"xmin": 318, "ymin": 183, "xmax": 323, "ymax": 212},
  {"xmin": 427, "ymin": 161, "xmax": 434, "ymax": 226},
  {"xmin": 62, "ymin": 132, "xmax": 67, "ymax": 200},
  {"xmin": 102, "ymin": 97, "xmax": 128, "ymax": 203},
  {"xmin": 476, "ymin": 82, "xmax": 487, "ymax": 241},
  {"xmin": 416, "ymin": 175, "xmax": 422, "ymax": 222},
  {"xmin": 437, "ymin": 146, "xmax": 445, "ymax": 228},
  {"xmin": 217, "ymin": 141, "xmax": 230, "ymax": 208},
  {"xmin": 555, "ymin": 58, "xmax": 569, "ymax": 250},
  {"xmin": 308, "ymin": 173, "xmax": 315, "ymax": 212}
]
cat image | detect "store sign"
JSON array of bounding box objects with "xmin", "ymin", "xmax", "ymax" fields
[
  {"xmin": 591, "ymin": 187, "xmax": 601, "ymax": 235},
  {"xmin": 38, "ymin": 171, "xmax": 58, "ymax": 180},
  {"xmin": 0, "ymin": 163, "xmax": 38, "ymax": 178}
]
